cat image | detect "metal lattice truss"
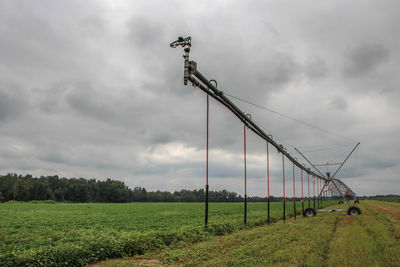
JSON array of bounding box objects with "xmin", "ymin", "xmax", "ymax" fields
[{"xmin": 326, "ymin": 178, "xmax": 356, "ymax": 199}]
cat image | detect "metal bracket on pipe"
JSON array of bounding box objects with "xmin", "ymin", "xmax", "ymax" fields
[{"xmin": 188, "ymin": 61, "xmax": 197, "ymax": 75}]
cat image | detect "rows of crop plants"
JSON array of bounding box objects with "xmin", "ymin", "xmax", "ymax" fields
[{"xmin": 0, "ymin": 200, "xmax": 335, "ymax": 266}]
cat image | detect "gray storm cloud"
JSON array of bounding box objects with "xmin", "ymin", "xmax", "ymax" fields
[{"xmin": 0, "ymin": 0, "xmax": 399, "ymax": 196}]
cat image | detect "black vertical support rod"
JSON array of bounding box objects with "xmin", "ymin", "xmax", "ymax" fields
[
  {"xmin": 267, "ymin": 198, "xmax": 270, "ymax": 224},
  {"xmin": 205, "ymin": 185, "xmax": 209, "ymax": 229}
]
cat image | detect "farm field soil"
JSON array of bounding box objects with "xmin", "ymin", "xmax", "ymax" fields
[
  {"xmin": 96, "ymin": 200, "xmax": 400, "ymax": 267},
  {"xmin": 0, "ymin": 200, "xmax": 333, "ymax": 266}
]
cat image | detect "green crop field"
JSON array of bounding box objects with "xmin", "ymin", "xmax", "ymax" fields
[
  {"xmin": 0, "ymin": 200, "xmax": 332, "ymax": 266},
  {"xmin": 98, "ymin": 200, "xmax": 400, "ymax": 267}
]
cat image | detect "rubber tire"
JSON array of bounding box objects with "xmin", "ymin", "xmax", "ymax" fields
[
  {"xmin": 354, "ymin": 200, "xmax": 360, "ymax": 204},
  {"xmin": 303, "ymin": 207, "xmax": 317, "ymax": 218},
  {"xmin": 347, "ymin": 206, "xmax": 362, "ymax": 216},
  {"xmin": 338, "ymin": 201, "xmax": 344, "ymax": 205}
]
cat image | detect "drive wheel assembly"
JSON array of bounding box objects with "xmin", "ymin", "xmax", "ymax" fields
[
  {"xmin": 303, "ymin": 207, "xmax": 317, "ymax": 218},
  {"xmin": 347, "ymin": 206, "xmax": 361, "ymax": 216}
]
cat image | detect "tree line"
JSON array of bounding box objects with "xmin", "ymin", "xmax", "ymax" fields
[
  {"xmin": 0, "ymin": 173, "xmax": 283, "ymax": 203},
  {"xmin": 2, "ymin": 174, "xmax": 395, "ymax": 203}
]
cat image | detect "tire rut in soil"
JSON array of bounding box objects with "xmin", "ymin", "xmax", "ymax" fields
[{"xmin": 320, "ymin": 216, "xmax": 341, "ymax": 266}]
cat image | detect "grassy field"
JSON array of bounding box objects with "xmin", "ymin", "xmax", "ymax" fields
[
  {"xmin": 0, "ymin": 200, "xmax": 332, "ymax": 266},
  {"xmin": 98, "ymin": 200, "xmax": 400, "ymax": 267}
]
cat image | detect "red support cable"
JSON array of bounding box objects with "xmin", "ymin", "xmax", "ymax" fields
[
  {"xmin": 313, "ymin": 176, "xmax": 315, "ymax": 198},
  {"xmin": 308, "ymin": 173, "xmax": 310, "ymax": 200},
  {"xmin": 267, "ymin": 142, "xmax": 270, "ymax": 199},
  {"xmin": 282, "ymin": 154, "xmax": 285, "ymax": 201},
  {"xmin": 319, "ymin": 180, "xmax": 322, "ymax": 198},
  {"xmin": 318, "ymin": 178, "xmax": 320, "ymax": 197},
  {"xmin": 292, "ymin": 163, "xmax": 295, "ymax": 202},
  {"xmin": 301, "ymin": 170, "xmax": 304, "ymax": 201},
  {"xmin": 319, "ymin": 180, "xmax": 326, "ymax": 196}
]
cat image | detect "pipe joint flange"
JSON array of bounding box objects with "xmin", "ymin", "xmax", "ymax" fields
[{"xmin": 188, "ymin": 61, "xmax": 197, "ymax": 75}]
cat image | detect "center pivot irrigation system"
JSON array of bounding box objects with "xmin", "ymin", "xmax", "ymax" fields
[{"xmin": 170, "ymin": 37, "xmax": 362, "ymax": 229}]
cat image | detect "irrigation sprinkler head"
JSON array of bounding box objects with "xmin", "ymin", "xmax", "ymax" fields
[
  {"xmin": 170, "ymin": 36, "xmax": 193, "ymax": 85},
  {"xmin": 170, "ymin": 36, "xmax": 192, "ymax": 48}
]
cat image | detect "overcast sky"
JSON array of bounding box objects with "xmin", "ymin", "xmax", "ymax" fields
[{"xmin": 0, "ymin": 0, "xmax": 399, "ymax": 196}]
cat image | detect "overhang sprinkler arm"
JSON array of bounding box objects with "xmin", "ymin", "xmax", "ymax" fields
[
  {"xmin": 171, "ymin": 36, "xmax": 326, "ymax": 181},
  {"xmin": 331, "ymin": 142, "xmax": 360, "ymax": 179}
]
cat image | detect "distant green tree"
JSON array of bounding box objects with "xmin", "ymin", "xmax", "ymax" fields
[{"xmin": 0, "ymin": 173, "xmax": 287, "ymax": 203}]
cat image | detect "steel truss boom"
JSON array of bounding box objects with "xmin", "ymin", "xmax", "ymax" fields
[
  {"xmin": 296, "ymin": 141, "xmax": 360, "ymax": 206},
  {"xmin": 171, "ymin": 37, "xmax": 328, "ymax": 181}
]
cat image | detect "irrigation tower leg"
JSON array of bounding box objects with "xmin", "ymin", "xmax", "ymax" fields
[
  {"xmin": 283, "ymin": 200, "xmax": 286, "ymax": 223},
  {"xmin": 205, "ymin": 184, "xmax": 209, "ymax": 229},
  {"xmin": 244, "ymin": 194, "xmax": 247, "ymax": 225},
  {"xmin": 267, "ymin": 198, "xmax": 270, "ymax": 225}
]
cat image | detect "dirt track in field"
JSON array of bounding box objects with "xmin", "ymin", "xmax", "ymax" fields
[{"xmin": 368, "ymin": 200, "xmax": 400, "ymax": 222}]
